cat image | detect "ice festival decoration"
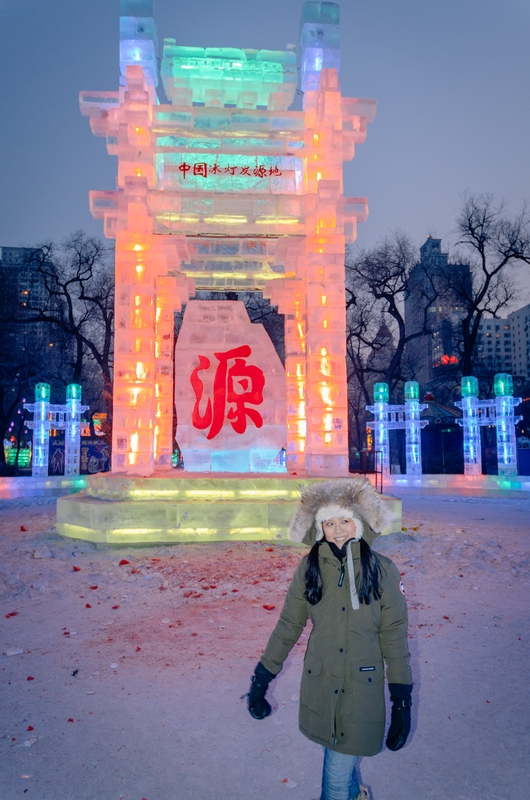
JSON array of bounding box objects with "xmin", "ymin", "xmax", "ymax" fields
[
  {"xmin": 366, "ymin": 381, "xmax": 428, "ymax": 476},
  {"xmin": 80, "ymin": 0, "xmax": 376, "ymax": 475},
  {"xmin": 24, "ymin": 384, "xmax": 88, "ymax": 477},
  {"xmin": 455, "ymin": 374, "xmax": 522, "ymax": 477}
]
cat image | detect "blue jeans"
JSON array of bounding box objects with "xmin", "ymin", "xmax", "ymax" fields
[{"xmin": 321, "ymin": 746, "xmax": 360, "ymax": 800}]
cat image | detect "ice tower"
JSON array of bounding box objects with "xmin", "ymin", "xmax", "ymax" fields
[{"xmin": 80, "ymin": 0, "xmax": 376, "ymax": 476}]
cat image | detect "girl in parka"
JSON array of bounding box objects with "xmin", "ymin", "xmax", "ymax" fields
[{"xmin": 247, "ymin": 478, "xmax": 413, "ymax": 800}]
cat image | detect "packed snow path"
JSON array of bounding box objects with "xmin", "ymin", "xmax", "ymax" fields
[{"xmin": 1, "ymin": 495, "xmax": 528, "ymax": 800}]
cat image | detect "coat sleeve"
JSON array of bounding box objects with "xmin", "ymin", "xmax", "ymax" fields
[
  {"xmin": 260, "ymin": 557, "xmax": 309, "ymax": 676},
  {"xmin": 378, "ymin": 559, "xmax": 412, "ymax": 685}
]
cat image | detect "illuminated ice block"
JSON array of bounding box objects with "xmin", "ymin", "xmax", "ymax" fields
[
  {"xmin": 299, "ymin": 2, "xmax": 340, "ymax": 94},
  {"xmin": 404, "ymin": 381, "xmax": 428, "ymax": 475},
  {"xmin": 174, "ymin": 301, "xmax": 286, "ymax": 472},
  {"xmin": 24, "ymin": 383, "xmax": 52, "ymax": 477},
  {"xmin": 455, "ymin": 376, "xmax": 482, "ymax": 476},
  {"xmin": 120, "ymin": 0, "xmax": 158, "ymax": 87},
  {"xmin": 64, "ymin": 384, "xmax": 89, "ymax": 477},
  {"xmin": 366, "ymin": 382, "xmax": 390, "ymax": 475},
  {"xmin": 494, "ymin": 373, "xmax": 522, "ymax": 476}
]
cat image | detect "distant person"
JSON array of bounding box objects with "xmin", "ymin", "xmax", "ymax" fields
[{"xmin": 246, "ymin": 478, "xmax": 412, "ymax": 800}]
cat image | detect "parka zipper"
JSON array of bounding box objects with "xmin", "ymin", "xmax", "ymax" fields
[{"xmin": 338, "ymin": 562, "xmax": 345, "ymax": 587}]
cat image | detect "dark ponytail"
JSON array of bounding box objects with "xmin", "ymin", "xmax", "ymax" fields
[
  {"xmin": 304, "ymin": 541, "xmax": 323, "ymax": 605},
  {"xmin": 358, "ymin": 538, "xmax": 383, "ymax": 604}
]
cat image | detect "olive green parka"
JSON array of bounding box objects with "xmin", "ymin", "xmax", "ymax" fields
[{"xmin": 260, "ymin": 526, "xmax": 411, "ymax": 756}]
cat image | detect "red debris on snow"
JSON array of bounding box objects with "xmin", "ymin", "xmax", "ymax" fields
[
  {"xmin": 5, "ymin": 612, "xmax": 18, "ymax": 618},
  {"xmin": 209, "ymin": 584, "xmax": 217, "ymax": 589},
  {"xmin": 263, "ymin": 604, "xmax": 276, "ymax": 611},
  {"xmin": 27, "ymin": 726, "xmax": 34, "ymax": 731},
  {"xmin": 119, "ymin": 559, "xmax": 130, "ymax": 566},
  {"xmin": 85, "ymin": 604, "xmax": 92, "ymax": 608},
  {"xmin": 231, "ymin": 589, "xmax": 238, "ymax": 593},
  {"xmin": 136, "ymin": 646, "xmax": 141, "ymax": 652},
  {"xmin": 89, "ymin": 586, "xmax": 98, "ymax": 590},
  {"xmin": 27, "ymin": 676, "xmax": 34, "ymax": 681},
  {"xmin": 112, "ymin": 605, "xmax": 120, "ymax": 609},
  {"xmin": 72, "ymin": 566, "xmax": 81, "ymax": 572},
  {"xmin": 442, "ymin": 616, "xmax": 450, "ymax": 620},
  {"xmin": 67, "ymin": 718, "xmax": 74, "ymax": 722},
  {"xmin": 183, "ymin": 591, "xmax": 193, "ymax": 598},
  {"xmin": 20, "ymin": 525, "xmax": 27, "ymax": 532},
  {"xmin": 266, "ymin": 547, "xmax": 274, "ymax": 552}
]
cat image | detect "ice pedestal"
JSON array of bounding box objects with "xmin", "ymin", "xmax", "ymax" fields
[{"xmin": 56, "ymin": 474, "xmax": 402, "ymax": 544}]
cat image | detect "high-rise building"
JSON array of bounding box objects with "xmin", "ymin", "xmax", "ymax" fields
[
  {"xmin": 508, "ymin": 302, "xmax": 530, "ymax": 381},
  {"xmin": 0, "ymin": 246, "xmax": 61, "ymax": 372},
  {"xmin": 405, "ymin": 237, "xmax": 470, "ymax": 387},
  {"xmin": 475, "ymin": 318, "xmax": 512, "ymax": 374}
]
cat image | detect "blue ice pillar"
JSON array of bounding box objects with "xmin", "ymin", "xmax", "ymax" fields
[
  {"xmin": 120, "ymin": 0, "xmax": 158, "ymax": 87},
  {"xmin": 494, "ymin": 373, "xmax": 522, "ymax": 477},
  {"xmin": 457, "ymin": 376, "xmax": 482, "ymax": 476},
  {"xmin": 64, "ymin": 384, "xmax": 89, "ymax": 477},
  {"xmin": 404, "ymin": 381, "xmax": 428, "ymax": 475},
  {"xmin": 367, "ymin": 382, "xmax": 390, "ymax": 476},
  {"xmin": 299, "ymin": 1, "xmax": 340, "ymax": 97},
  {"xmin": 25, "ymin": 383, "xmax": 52, "ymax": 477}
]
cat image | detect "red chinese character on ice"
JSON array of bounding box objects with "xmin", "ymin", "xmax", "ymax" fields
[
  {"xmin": 179, "ymin": 162, "xmax": 191, "ymax": 178},
  {"xmin": 224, "ymin": 165, "xmax": 237, "ymax": 175},
  {"xmin": 193, "ymin": 162, "xmax": 208, "ymax": 178},
  {"xmin": 247, "ymin": 240, "xmax": 258, "ymax": 250},
  {"xmin": 239, "ymin": 166, "xmax": 251, "ymax": 176},
  {"xmin": 210, "ymin": 163, "xmax": 222, "ymax": 174},
  {"xmin": 190, "ymin": 345, "xmax": 265, "ymax": 440},
  {"xmin": 269, "ymin": 165, "xmax": 282, "ymax": 176},
  {"xmin": 253, "ymin": 165, "xmax": 267, "ymax": 178}
]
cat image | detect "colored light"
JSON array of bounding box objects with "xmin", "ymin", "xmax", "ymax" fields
[
  {"xmin": 36, "ymin": 383, "xmax": 51, "ymax": 402},
  {"xmin": 461, "ymin": 376, "xmax": 478, "ymax": 398},
  {"xmin": 404, "ymin": 381, "xmax": 419, "ymax": 401},
  {"xmin": 494, "ymin": 373, "xmax": 513, "ymax": 397},
  {"xmin": 374, "ymin": 382, "xmax": 389, "ymax": 404}
]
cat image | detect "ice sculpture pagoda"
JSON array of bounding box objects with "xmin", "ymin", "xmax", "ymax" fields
[{"xmin": 80, "ymin": 0, "xmax": 376, "ymax": 476}]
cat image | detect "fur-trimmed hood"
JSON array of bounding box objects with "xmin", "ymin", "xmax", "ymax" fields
[{"xmin": 288, "ymin": 478, "xmax": 393, "ymax": 547}]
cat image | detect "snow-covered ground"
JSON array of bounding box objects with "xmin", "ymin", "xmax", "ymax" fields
[{"xmin": 1, "ymin": 494, "xmax": 528, "ymax": 800}]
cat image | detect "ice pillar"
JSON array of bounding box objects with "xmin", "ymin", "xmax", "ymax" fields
[
  {"xmin": 120, "ymin": 0, "xmax": 158, "ymax": 88},
  {"xmin": 65, "ymin": 384, "xmax": 88, "ymax": 476},
  {"xmin": 494, "ymin": 373, "xmax": 521, "ymax": 477},
  {"xmin": 460, "ymin": 376, "xmax": 481, "ymax": 476},
  {"xmin": 299, "ymin": 1, "xmax": 340, "ymax": 94},
  {"xmin": 404, "ymin": 380, "xmax": 425, "ymax": 475},
  {"xmin": 27, "ymin": 383, "xmax": 51, "ymax": 477},
  {"xmin": 370, "ymin": 382, "xmax": 390, "ymax": 476}
]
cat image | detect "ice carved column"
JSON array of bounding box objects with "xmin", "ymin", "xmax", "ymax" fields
[{"xmin": 494, "ymin": 373, "xmax": 522, "ymax": 477}]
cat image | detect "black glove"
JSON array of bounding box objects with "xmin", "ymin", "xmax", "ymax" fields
[
  {"xmin": 386, "ymin": 683, "xmax": 412, "ymax": 751},
  {"xmin": 247, "ymin": 662, "xmax": 275, "ymax": 720}
]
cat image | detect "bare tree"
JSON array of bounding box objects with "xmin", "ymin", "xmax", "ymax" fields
[
  {"xmin": 448, "ymin": 193, "xmax": 530, "ymax": 376},
  {"xmin": 22, "ymin": 232, "xmax": 114, "ymax": 433},
  {"xmin": 346, "ymin": 231, "xmax": 439, "ymax": 397}
]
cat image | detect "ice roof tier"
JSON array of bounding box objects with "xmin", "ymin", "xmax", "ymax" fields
[{"xmin": 161, "ymin": 44, "xmax": 297, "ymax": 110}]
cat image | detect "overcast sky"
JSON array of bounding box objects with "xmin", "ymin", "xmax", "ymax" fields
[{"xmin": 1, "ymin": 0, "xmax": 529, "ymax": 302}]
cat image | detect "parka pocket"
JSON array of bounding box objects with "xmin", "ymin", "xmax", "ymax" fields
[
  {"xmin": 300, "ymin": 653, "xmax": 325, "ymax": 714},
  {"xmin": 352, "ymin": 659, "xmax": 384, "ymax": 686},
  {"xmin": 348, "ymin": 658, "xmax": 385, "ymax": 725},
  {"xmin": 303, "ymin": 653, "xmax": 322, "ymax": 678}
]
